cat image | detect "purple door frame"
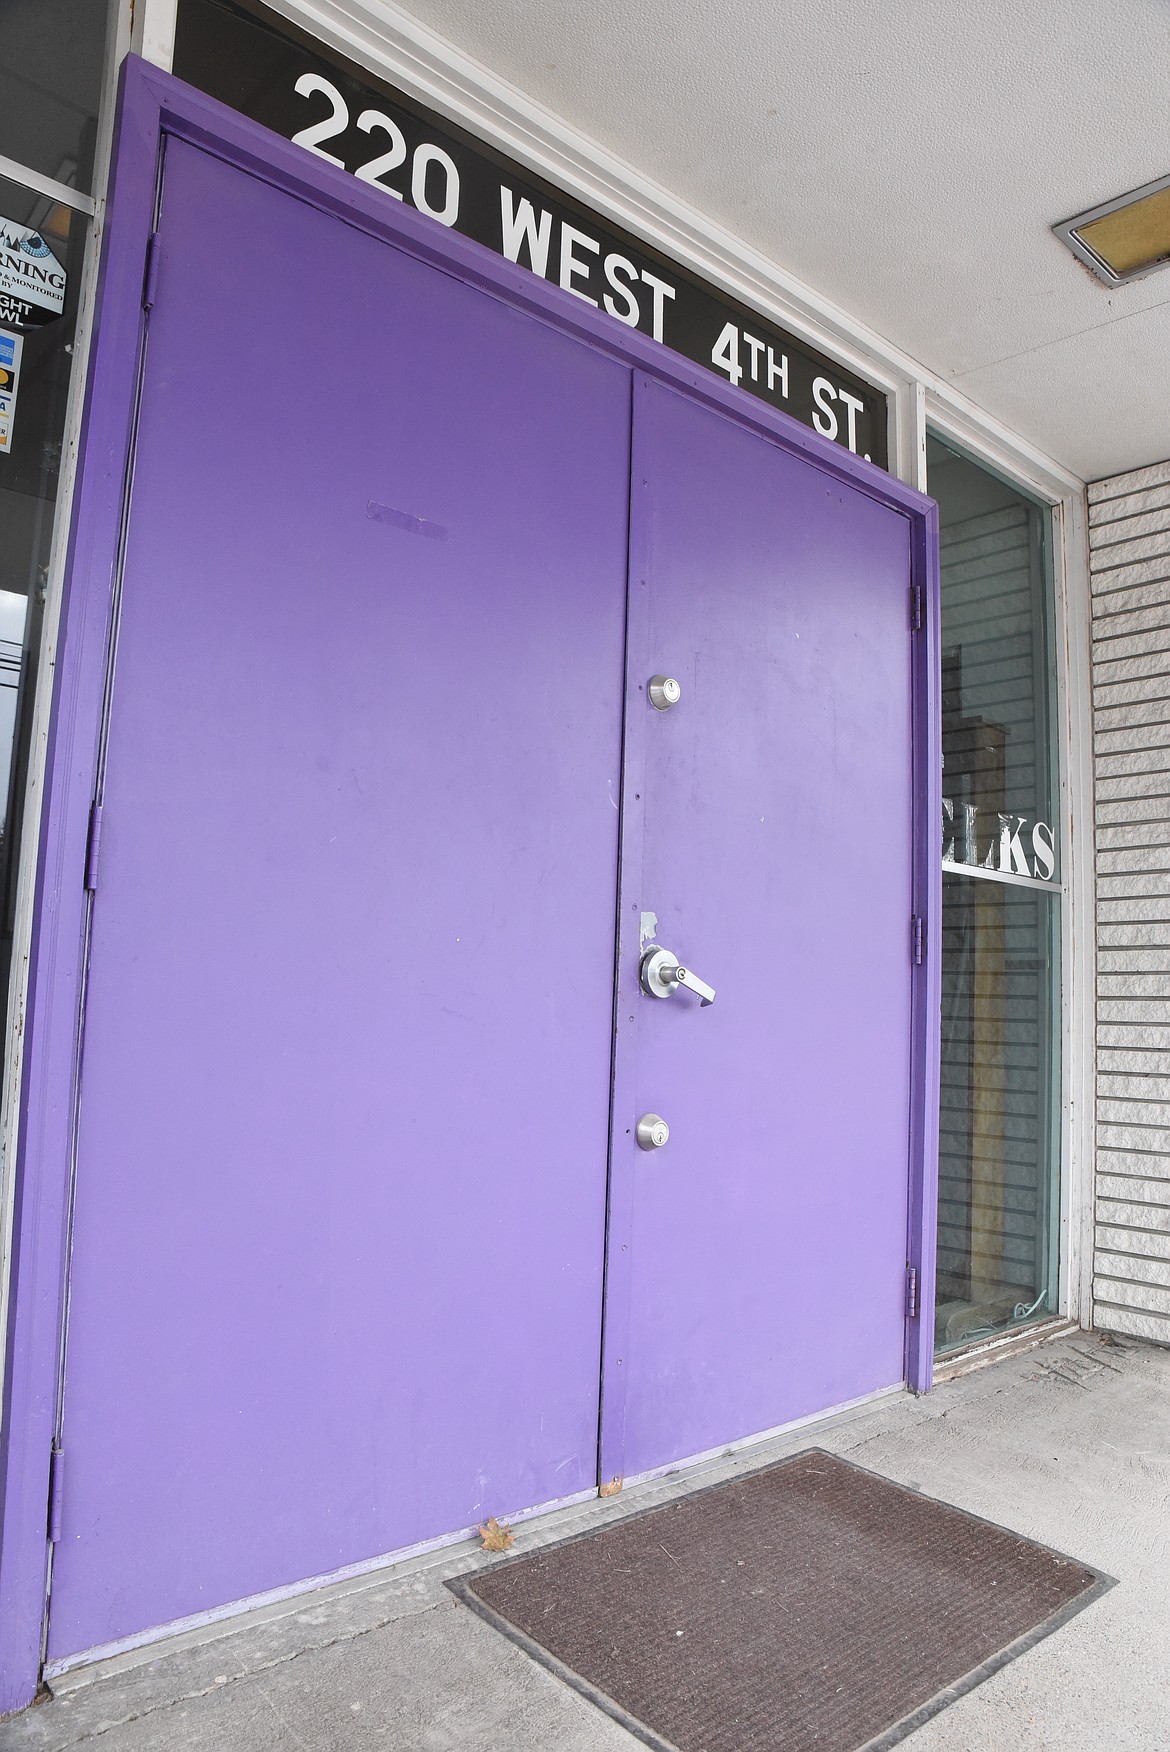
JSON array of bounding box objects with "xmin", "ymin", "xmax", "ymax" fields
[{"xmin": 0, "ymin": 57, "xmax": 940, "ymax": 1713}]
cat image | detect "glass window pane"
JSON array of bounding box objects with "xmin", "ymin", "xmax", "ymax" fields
[
  {"xmin": 929, "ymin": 434, "xmax": 1058, "ymax": 882},
  {"xmin": 0, "ymin": 170, "xmax": 86, "ymax": 1016},
  {"xmin": 0, "ymin": 0, "xmax": 111, "ymax": 193},
  {"xmin": 936, "ymin": 874, "xmax": 1060, "ymax": 1351},
  {"xmin": 930, "ymin": 432, "xmax": 1062, "ymax": 1356}
]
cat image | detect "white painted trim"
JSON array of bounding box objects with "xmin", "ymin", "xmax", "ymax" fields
[
  {"xmin": 896, "ymin": 379, "xmax": 928, "ymax": 494},
  {"xmin": 44, "ymin": 1483, "xmax": 597, "ymax": 1678},
  {"xmin": 1061, "ymin": 487, "xmax": 1097, "ymax": 1333},
  {"xmin": 1051, "ymin": 490, "xmax": 1096, "ymax": 1332},
  {"xmin": 132, "ymin": 0, "xmax": 178, "ymax": 70},
  {"xmin": 922, "ymin": 389, "xmax": 1084, "ymax": 506},
  {"xmin": 0, "ymin": 0, "xmax": 134, "ymax": 1439},
  {"xmin": 0, "ymin": 157, "xmax": 96, "ymax": 215},
  {"xmin": 623, "ymin": 1382, "xmax": 906, "ymax": 1489}
]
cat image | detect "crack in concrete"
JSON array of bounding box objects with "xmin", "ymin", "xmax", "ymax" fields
[
  {"xmin": 1069, "ymin": 1345, "xmax": 1125, "ymax": 1375},
  {"xmin": 257, "ymin": 1684, "xmax": 312, "ymax": 1750},
  {"xmin": 21, "ymin": 1338, "xmax": 1158, "ymax": 1751},
  {"xmin": 38, "ymin": 1601, "xmax": 448, "ymax": 1749}
]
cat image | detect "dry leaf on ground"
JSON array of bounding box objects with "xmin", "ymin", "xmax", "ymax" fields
[{"xmin": 478, "ymin": 1516, "xmax": 515, "ymax": 1553}]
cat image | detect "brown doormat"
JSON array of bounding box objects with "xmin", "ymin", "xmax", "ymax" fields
[{"xmin": 448, "ymin": 1450, "xmax": 1112, "ymax": 1752}]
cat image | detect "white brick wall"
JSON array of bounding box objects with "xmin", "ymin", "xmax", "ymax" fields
[{"xmin": 1090, "ymin": 458, "xmax": 1170, "ymax": 1344}]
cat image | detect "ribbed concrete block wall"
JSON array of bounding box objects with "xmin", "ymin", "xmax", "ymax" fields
[{"xmin": 1090, "ymin": 457, "xmax": 1170, "ymax": 1345}]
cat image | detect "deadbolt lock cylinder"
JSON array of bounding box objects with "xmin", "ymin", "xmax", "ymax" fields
[
  {"xmin": 648, "ymin": 674, "xmax": 681, "ymax": 710},
  {"xmin": 636, "ymin": 1113, "xmax": 670, "ymax": 1150}
]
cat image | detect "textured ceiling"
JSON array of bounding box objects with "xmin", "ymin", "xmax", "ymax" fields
[{"xmin": 385, "ymin": 0, "xmax": 1170, "ymax": 481}]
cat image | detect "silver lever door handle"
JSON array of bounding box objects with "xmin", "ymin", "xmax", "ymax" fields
[
  {"xmin": 640, "ymin": 946, "xmax": 716, "ymax": 1007},
  {"xmin": 674, "ymin": 964, "xmax": 716, "ymax": 1006}
]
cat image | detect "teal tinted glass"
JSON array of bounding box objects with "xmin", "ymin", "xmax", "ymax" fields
[
  {"xmin": 930, "ymin": 435, "xmax": 1058, "ymax": 882},
  {"xmin": 929, "ymin": 434, "xmax": 1061, "ymax": 1354}
]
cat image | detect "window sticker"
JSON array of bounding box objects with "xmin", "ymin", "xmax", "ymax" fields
[
  {"xmin": 0, "ymin": 217, "xmax": 66, "ymax": 331},
  {"xmin": 0, "ymin": 328, "xmax": 23, "ymax": 453}
]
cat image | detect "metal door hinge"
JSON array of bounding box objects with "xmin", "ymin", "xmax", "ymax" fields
[
  {"xmin": 143, "ymin": 232, "xmax": 161, "ymax": 310},
  {"xmin": 48, "ymin": 1446, "xmax": 64, "ymax": 1542},
  {"xmin": 906, "ymin": 1267, "xmax": 919, "ymax": 1320},
  {"xmin": 911, "ymin": 914, "xmax": 923, "ymax": 964},
  {"xmin": 85, "ymin": 801, "xmax": 103, "ymax": 892},
  {"xmin": 910, "ymin": 584, "xmax": 924, "ymax": 631}
]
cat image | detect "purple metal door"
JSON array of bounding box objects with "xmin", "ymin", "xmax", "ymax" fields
[
  {"xmin": 601, "ymin": 375, "xmax": 916, "ymax": 1485},
  {"xmin": 47, "ymin": 138, "xmax": 632, "ymax": 1660}
]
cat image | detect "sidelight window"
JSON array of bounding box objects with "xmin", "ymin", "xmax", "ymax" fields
[
  {"xmin": 0, "ymin": 2, "xmax": 115, "ymax": 1085},
  {"xmin": 929, "ymin": 433, "xmax": 1062, "ymax": 1354}
]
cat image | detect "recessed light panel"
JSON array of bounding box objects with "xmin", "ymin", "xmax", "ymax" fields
[{"xmin": 1055, "ymin": 174, "xmax": 1170, "ymax": 285}]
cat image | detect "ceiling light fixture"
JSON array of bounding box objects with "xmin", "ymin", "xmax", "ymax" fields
[{"xmin": 1055, "ymin": 173, "xmax": 1170, "ymax": 285}]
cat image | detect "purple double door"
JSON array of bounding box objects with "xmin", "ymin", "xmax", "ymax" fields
[{"xmin": 47, "ymin": 136, "xmax": 914, "ymax": 1661}]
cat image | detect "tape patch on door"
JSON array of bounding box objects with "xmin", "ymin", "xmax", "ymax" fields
[{"xmin": 367, "ymin": 500, "xmax": 448, "ymax": 541}]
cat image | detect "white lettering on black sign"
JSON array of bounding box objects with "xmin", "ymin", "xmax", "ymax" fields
[
  {"xmin": 172, "ymin": 0, "xmax": 888, "ymax": 467},
  {"xmin": 0, "ymin": 217, "xmax": 66, "ymax": 331}
]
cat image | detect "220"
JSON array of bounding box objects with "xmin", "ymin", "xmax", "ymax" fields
[{"xmin": 290, "ymin": 73, "xmax": 461, "ymax": 226}]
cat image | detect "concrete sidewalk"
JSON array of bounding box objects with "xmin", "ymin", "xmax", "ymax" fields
[{"xmin": 3, "ymin": 1331, "xmax": 1168, "ymax": 1751}]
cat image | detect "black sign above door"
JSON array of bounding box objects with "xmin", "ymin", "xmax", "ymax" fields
[{"xmin": 171, "ymin": 0, "xmax": 888, "ymax": 468}]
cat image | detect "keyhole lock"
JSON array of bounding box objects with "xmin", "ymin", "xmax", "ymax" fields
[
  {"xmin": 648, "ymin": 674, "xmax": 681, "ymax": 710},
  {"xmin": 636, "ymin": 1113, "xmax": 670, "ymax": 1150}
]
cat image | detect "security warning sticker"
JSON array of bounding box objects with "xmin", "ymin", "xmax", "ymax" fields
[
  {"xmin": 0, "ymin": 217, "xmax": 66, "ymax": 331},
  {"xmin": 0, "ymin": 329, "xmax": 23, "ymax": 454}
]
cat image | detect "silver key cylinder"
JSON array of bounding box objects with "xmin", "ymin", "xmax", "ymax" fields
[{"xmin": 636, "ymin": 1113, "xmax": 670, "ymax": 1150}]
